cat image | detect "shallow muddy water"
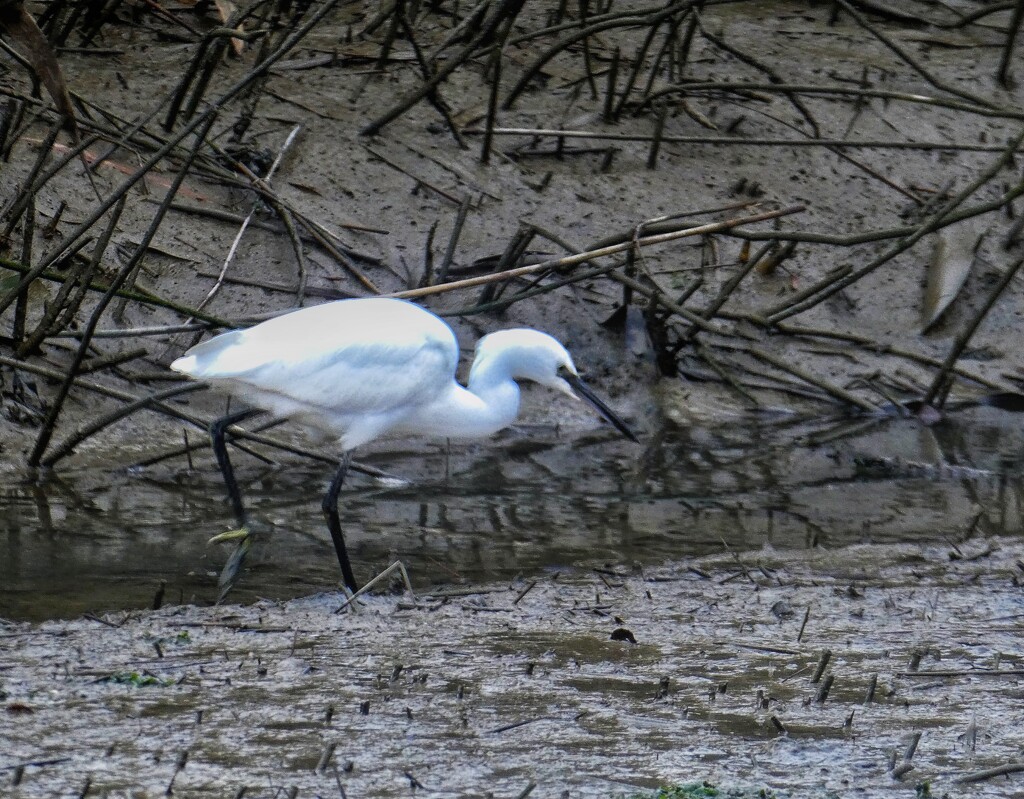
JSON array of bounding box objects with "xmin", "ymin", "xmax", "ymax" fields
[{"xmin": 3, "ymin": 407, "xmax": 1022, "ymax": 621}]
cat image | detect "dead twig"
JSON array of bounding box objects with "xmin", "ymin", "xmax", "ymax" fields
[
  {"xmin": 463, "ymin": 126, "xmax": 1024, "ymax": 152},
  {"xmin": 834, "ymin": 0, "xmax": 999, "ymax": 109},
  {"xmin": 42, "ymin": 384, "xmax": 205, "ymax": 467},
  {"xmin": 193, "ymin": 125, "xmax": 302, "ymax": 315},
  {"xmin": 765, "ymin": 128, "xmax": 1024, "ymax": 324},
  {"xmin": 956, "ymin": 763, "xmax": 1024, "ymax": 784},
  {"xmin": 28, "ymin": 113, "xmax": 216, "ymax": 467},
  {"xmin": 693, "ymin": 8, "xmax": 820, "ymax": 136},
  {"xmin": 362, "ymin": 0, "xmax": 527, "ymax": 135},
  {"xmin": 391, "ymin": 205, "xmax": 805, "ymax": 300},
  {"xmin": 0, "ymin": 254, "xmax": 233, "ymax": 327},
  {"xmin": 18, "ymin": 193, "xmax": 124, "ymax": 356},
  {"xmin": 996, "ymin": 0, "xmax": 1024, "ymax": 87},
  {"xmin": 920, "ymin": 256, "xmax": 1024, "ymax": 408}
]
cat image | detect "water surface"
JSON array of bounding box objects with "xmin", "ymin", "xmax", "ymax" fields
[{"xmin": 2, "ymin": 407, "xmax": 1022, "ymax": 620}]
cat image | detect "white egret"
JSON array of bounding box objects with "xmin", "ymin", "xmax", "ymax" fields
[{"xmin": 171, "ymin": 297, "xmax": 636, "ymax": 593}]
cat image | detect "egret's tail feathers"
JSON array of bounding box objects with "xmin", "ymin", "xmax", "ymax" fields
[{"xmin": 170, "ymin": 330, "xmax": 246, "ymax": 377}]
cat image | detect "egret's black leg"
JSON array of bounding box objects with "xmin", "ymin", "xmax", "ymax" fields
[
  {"xmin": 209, "ymin": 409, "xmax": 260, "ymax": 604},
  {"xmin": 210, "ymin": 409, "xmax": 260, "ymax": 526},
  {"xmin": 322, "ymin": 451, "xmax": 358, "ymax": 592}
]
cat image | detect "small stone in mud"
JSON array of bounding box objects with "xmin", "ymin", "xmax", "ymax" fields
[
  {"xmin": 609, "ymin": 627, "xmax": 637, "ymax": 644},
  {"xmin": 771, "ymin": 600, "xmax": 795, "ymax": 619}
]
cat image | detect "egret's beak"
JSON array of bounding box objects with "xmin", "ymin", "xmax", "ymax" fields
[{"xmin": 563, "ymin": 373, "xmax": 639, "ymax": 442}]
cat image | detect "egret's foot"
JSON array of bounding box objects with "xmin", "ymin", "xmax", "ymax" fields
[
  {"xmin": 208, "ymin": 526, "xmax": 251, "ymax": 545},
  {"xmin": 334, "ymin": 560, "xmax": 415, "ymax": 614},
  {"xmin": 209, "ymin": 526, "xmax": 251, "ymax": 605}
]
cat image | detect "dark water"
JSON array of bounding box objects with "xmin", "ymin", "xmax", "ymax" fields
[{"xmin": 2, "ymin": 407, "xmax": 1023, "ymax": 621}]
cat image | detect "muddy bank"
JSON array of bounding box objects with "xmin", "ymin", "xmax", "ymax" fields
[
  {"xmin": 4, "ymin": 538, "xmax": 1024, "ymax": 797},
  {"xmin": 2, "ymin": 1, "xmax": 1024, "ymax": 469}
]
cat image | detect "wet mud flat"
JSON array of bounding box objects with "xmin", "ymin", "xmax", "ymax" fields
[
  {"xmin": 4, "ymin": 538, "xmax": 1024, "ymax": 798},
  {"xmin": 4, "ymin": 2, "xmax": 1024, "ymax": 794}
]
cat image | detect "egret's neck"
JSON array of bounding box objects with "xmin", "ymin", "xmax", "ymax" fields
[
  {"xmin": 468, "ymin": 366, "xmax": 522, "ymax": 432},
  {"xmin": 398, "ymin": 360, "xmax": 521, "ymax": 440},
  {"xmin": 459, "ymin": 351, "xmax": 531, "ymax": 433}
]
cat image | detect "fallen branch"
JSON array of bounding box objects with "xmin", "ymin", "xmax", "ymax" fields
[
  {"xmin": 956, "ymin": 763, "xmax": 1024, "ymax": 785},
  {"xmin": 389, "ymin": 205, "xmax": 805, "ymax": 300}
]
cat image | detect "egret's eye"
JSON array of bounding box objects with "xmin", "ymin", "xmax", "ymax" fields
[{"xmin": 557, "ymin": 364, "xmax": 574, "ymax": 379}]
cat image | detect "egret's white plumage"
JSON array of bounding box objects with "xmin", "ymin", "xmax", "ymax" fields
[
  {"xmin": 171, "ymin": 297, "xmax": 634, "ymax": 594},
  {"xmin": 172, "ymin": 297, "xmax": 613, "ymax": 448},
  {"xmin": 173, "ymin": 299, "xmax": 462, "ymax": 449}
]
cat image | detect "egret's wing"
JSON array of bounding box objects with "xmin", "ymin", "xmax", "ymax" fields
[
  {"xmin": 239, "ymin": 336, "xmax": 456, "ymax": 414},
  {"xmin": 172, "ymin": 299, "xmax": 459, "ymax": 415}
]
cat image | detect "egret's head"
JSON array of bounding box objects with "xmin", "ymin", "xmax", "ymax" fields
[
  {"xmin": 472, "ymin": 329, "xmax": 576, "ymax": 391},
  {"xmin": 471, "ymin": 329, "xmax": 637, "ymax": 441}
]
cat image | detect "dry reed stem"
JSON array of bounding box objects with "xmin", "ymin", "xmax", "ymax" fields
[{"xmin": 390, "ymin": 205, "xmax": 804, "ymax": 300}]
